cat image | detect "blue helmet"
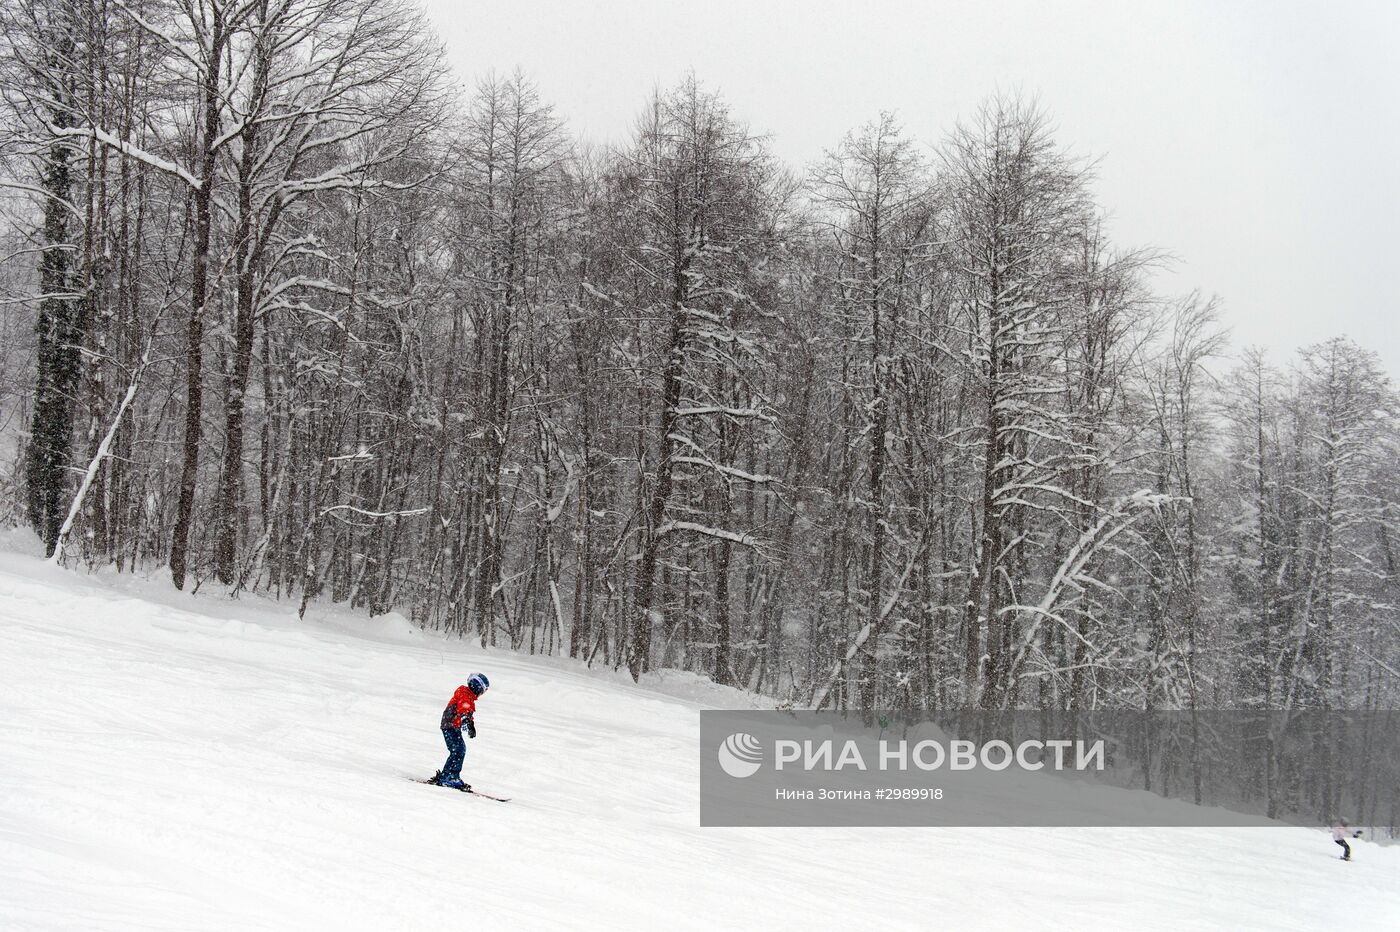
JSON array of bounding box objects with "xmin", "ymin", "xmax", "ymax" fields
[{"xmin": 467, "ymin": 673, "xmax": 490, "ymax": 696}]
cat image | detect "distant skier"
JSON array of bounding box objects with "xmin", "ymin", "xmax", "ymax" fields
[
  {"xmin": 431, "ymin": 673, "xmax": 489, "ymax": 790},
  {"xmin": 1332, "ymin": 820, "xmax": 1358, "ymax": 861}
]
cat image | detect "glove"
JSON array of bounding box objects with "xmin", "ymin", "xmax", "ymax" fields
[{"xmin": 464, "ymin": 714, "xmax": 477, "ymax": 739}]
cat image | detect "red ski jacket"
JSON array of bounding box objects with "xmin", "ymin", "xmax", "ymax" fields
[{"xmin": 440, "ymin": 685, "xmax": 477, "ymax": 731}]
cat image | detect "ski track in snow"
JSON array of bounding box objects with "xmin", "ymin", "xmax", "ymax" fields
[{"xmin": 1, "ymin": 550, "xmax": 1398, "ymax": 931}]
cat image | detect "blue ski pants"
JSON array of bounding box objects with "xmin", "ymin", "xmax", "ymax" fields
[{"xmin": 441, "ymin": 727, "xmax": 466, "ymax": 781}]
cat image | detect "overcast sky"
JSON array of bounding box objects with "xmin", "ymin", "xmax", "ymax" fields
[{"xmin": 420, "ymin": 0, "xmax": 1400, "ymax": 375}]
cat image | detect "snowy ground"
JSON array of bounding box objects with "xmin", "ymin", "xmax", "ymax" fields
[{"xmin": 1, "ymin": 545, "xmax": 1398, "ymax": 931}]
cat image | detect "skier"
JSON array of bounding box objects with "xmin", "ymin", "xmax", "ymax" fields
[
  {"xmin": 431, "ymin": 673, "xmax": 489, "ymax": 790},
  {"xmin": 1331, "ymin": 819, "xmax": 1357, "ymax": 861}
]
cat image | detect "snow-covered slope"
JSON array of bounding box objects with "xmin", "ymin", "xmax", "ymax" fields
[{"xmin": 1, "ymin": 548, "xmax": 1397, "ymax": 931}]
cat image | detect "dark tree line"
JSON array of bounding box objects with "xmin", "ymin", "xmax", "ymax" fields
[{"xmin": 2, "ymin": 0, "xmax": 1398, "ymax": 720}]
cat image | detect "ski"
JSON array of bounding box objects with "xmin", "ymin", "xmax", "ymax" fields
[{"xmin": 413, "ymin": 778, "xmax": 511, "ymax": 802}]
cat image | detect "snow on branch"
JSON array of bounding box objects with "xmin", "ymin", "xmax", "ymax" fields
[
  {"xmin": 673, "ymin": 456, "xmax": 778, "ymax": 484},
  {"xmin": 998, "ymin": 490, "xmax": 1169, "ymax": 708},
  {"xmin": 674, "ymin": 404, "xmax": 776, "ymax": 423},
  {"xmin": 320, "ymin": 504, "xmax": 431, "ymax": 521},
  {"xmin": 811, "ymin": 531, "xmax": 928, "ymax": 711},
  {"xmin": 656, "ymin": 521, "xmax": 760, "ymax": 548},
  {"xmin": 50, "ymin": 125, "xmax": 201, "ymax": 190}
]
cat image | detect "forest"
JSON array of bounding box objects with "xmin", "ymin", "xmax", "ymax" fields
[{"xmin": 3, "ymin": 0, "xmax": 1398, "ymax": 720}]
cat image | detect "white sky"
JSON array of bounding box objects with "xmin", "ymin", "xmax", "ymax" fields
[{"xmin": 420, "ymin": 0, "xmax": 1400, "ymax": 375}]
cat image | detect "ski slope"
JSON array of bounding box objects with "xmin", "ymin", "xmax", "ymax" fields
[{"xmin": 1, "ymin": 542, "xmax": 1397, "ymax": 931}]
